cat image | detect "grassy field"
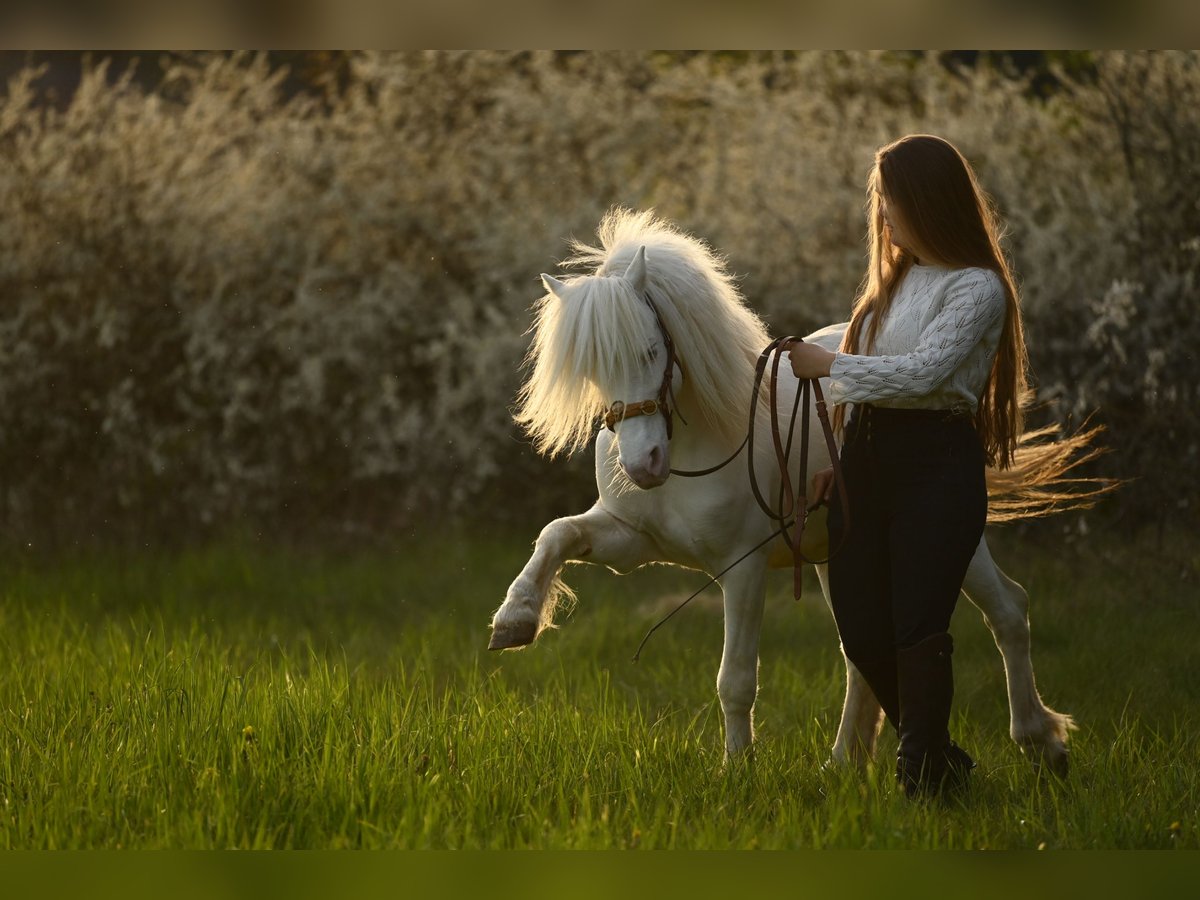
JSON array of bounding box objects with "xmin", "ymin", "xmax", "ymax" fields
[{"xmin": 0, "ymin": 523, "xmax": 1196, "ymax": 849}]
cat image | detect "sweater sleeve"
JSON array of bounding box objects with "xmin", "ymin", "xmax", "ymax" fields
[{"xmin": 826, "ymin": 270, "xmax": 1006, "ymax": 406}]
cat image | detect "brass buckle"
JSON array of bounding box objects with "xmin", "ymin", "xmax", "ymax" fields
[{"xmin": 604, "ymin": 400, "xmax": 626, "ymax": 431}]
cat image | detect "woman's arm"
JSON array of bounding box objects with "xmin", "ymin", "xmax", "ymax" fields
[{"xmin": 823, "ymin": 270, "xmax": 1005, "ymax": 405}]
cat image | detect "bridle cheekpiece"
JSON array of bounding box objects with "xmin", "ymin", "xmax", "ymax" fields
[{"xmin": 602, "ymin": 292, "xmax": 684, "ymax": 440}]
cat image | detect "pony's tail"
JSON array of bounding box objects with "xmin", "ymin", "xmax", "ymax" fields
[{"xmin": 984, "ymin": 418, "xmax": 1120, "ymax": 523}]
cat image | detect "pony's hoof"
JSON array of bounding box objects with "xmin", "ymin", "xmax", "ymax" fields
[
  {"xmin": 1022, "ymin": 742, "xmax": 1069, "ymax": 779},
  {"xmin": 1043, "ymin": 748, "xmax": 1069, "ymax": 779},
  {"xmin": 488, "ymin": 621, "xmax": 538, "ymax": 650},
  {"xmin": 720, "ymin": 748, "xmax": 756, "ymax": 774}
]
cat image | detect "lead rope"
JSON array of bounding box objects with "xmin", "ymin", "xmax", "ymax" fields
[{"xmin": 633, "ymin": 336, "xmax": 851, "ymax": 662}]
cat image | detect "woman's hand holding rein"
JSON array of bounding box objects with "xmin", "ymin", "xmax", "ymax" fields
[{"xmin": 787, "ymin": 341, "xmax": 836, "ymax": 380}]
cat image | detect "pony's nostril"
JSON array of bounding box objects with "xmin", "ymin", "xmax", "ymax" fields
[{"xmin": 648, "ymin": 445, "xmax": 664, "ymax": 474}]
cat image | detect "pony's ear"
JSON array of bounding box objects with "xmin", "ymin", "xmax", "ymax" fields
[
  {"xmin": 622, "ymin": 246, "xmax": 648, "ymax": 294},
  {"xmin": 540, "ymin": 274, "xmax": 569, "ymax": 298}
]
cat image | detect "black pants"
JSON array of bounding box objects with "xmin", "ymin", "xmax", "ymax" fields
[{"xmin": 827, "ymin": 405, "xmax": 987, "ymax": 670}]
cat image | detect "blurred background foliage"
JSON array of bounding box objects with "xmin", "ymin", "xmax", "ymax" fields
[{"xmin": 0, "ymin": 50, "xmax": 1195, "ymax": 549}]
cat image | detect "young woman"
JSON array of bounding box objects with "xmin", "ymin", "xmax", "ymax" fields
[{"xmin": 788, "ymin": 134, "xmax": 1028, "ymax": 799}]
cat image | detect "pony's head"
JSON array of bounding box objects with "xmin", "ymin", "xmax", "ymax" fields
[
  {"xmin": 539, "ymin": 247, "xmax": 676, "ymax": 488},
  {"xmin": 515, "ymin": 208, "xmax": 770, "ymax": 488}
]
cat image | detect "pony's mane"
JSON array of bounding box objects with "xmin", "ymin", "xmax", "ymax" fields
[{"xmin": 516, "ymin": 208, "xmax": 770, "ymax": 457}]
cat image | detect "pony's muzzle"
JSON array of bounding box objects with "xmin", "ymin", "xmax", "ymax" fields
[{"xmin": 623, "ymin": 443, "xmax": 670, "ymax": 489}]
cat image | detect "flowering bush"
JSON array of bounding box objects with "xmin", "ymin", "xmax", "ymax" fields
[{"xmin": 0, "ymin": 51, "xmax": 1192, "ymax": 545}]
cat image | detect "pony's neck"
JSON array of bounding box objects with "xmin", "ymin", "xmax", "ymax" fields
[{"xmin": 671, "ymin": 379, "xmax": 745, "ymax": 459}]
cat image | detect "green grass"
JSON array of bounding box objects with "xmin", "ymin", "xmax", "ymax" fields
[{"xmin": 0, "ymin": 524, "xmax": 1196, "ymax": 848}]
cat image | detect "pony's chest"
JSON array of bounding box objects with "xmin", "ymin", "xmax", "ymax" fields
[{"xmin": 599, "ymin": 478, "xmax": 744, "ymax": 569}]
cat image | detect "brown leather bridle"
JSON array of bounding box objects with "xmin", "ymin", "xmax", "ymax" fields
[
  {"xmin": 602, "ymin": 292, "xmax": 684, "ymax": 441},
  {"xmin": 602, "ymin": 292, "xmax": 850, "ymax": 601}
]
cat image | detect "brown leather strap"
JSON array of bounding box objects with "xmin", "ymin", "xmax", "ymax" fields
[
  {"xmin": 751, "ymin": 336, "xmax": 851, "ymax": 600},
  {"xmin": 603, "ymin": 399, "xmax": 664, "ymax": 431},
  {"xmin": 669, "ymin": 433, "xmax": 749, "ymax": 478},
  {"xmin": 601, "ymin": 292, "xmax": 682, "ymax": 439}
]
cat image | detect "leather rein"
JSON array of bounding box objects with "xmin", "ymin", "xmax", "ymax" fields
[{"xmin": 602, "ymin": 292, "xmax": 850, "ymax": 600}]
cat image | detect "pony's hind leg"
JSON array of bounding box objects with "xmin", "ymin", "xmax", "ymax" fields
[
  {"xmin": 815, "ymin": 564, "xmax": 886, "ymax": 768},
  {"xmin": 488, "ymin": 503, "xmax": 655, "ymax": 650},
  {"xmin": 962, "ymin": 535, "xmax": 1075, "ymax": 776},
  {"xmin": 831, "ymin": 662, "xmax": 887, "ymax": 769}
]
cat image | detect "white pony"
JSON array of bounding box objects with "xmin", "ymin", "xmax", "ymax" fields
[{"xmin": 490, "ymin": 208, "xmax": 1093, "ymax": 774}]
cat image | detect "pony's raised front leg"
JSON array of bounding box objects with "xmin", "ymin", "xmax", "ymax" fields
[
  {"xmin": 489, "ymin": 504, "xmax": 655, "ymax": 650},
  {"xmin": 716, "ymin": 558, "xmax": 768, "ymax": 757},
  {"xmin": 962, "ymin": 535, "xmax": 1075, "ymax": 776},
  {"xmin": 815, "ymin": 563, "xmax": 885, "ymax": 768}
]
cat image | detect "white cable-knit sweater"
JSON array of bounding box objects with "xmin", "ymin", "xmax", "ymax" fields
[{"xmin": 827, "ymin": 264, "xmax": 1006, "ymax": 413}]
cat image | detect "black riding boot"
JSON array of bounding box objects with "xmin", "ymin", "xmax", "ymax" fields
[{"xmin": 896, "ymin": 632, "xmax": 976, "ymax": 799}]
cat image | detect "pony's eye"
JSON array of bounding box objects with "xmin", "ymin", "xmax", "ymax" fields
[{"xmin": 645, "ymin": 343, "xmax": 659, "ymax": 361}]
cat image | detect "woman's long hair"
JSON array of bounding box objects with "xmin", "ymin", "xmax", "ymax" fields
[{"xmin": 838, "ymin": 134, "xmax": 1028, "ymax": 469}]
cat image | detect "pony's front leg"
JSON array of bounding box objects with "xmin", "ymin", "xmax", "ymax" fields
[
  {"xmin": 962, "ymin": 535, "xmax": 1075, "ymax": 776},
  {"xmin": 489, "ymin": 504, "xmax": 655, "ymax": 650},
  {"xmin": 716, "ymin": 557, "xmax": 768, "ymax": 757},
  {"xmin": 815, "ymin": 563, "xmax": 885, "ymax": 768}
]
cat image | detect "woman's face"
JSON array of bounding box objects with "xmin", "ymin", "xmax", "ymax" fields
[{"xmin": 879, "ymin": 194, "xmax": 914, "ymax": 255}]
